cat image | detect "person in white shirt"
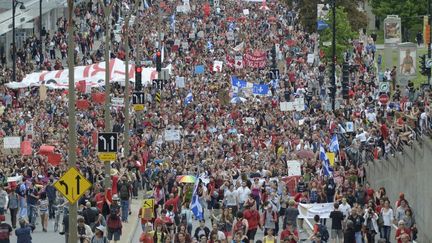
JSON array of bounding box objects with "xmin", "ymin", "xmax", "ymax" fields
[
  {"xmin": 236, "ymin": 181, "xmax": 251, "ymax": 210},
  {"xmin": 380, "ymin": 200, "xmax": 394, "ymax": 242},
  {"xmin": 224, "ymin": 184, "xmax": 238, "ymax": 214},
  {"xmin": 339, "ymin": 198, "xmax": 351, "ymax": 230}
]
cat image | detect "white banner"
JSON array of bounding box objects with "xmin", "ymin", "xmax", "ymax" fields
[
  {"xmin": 280, "ymin": 101, "xmax": 295, "ymax": 111},
  {"xmin": 5, "ymin": 59, "xmax": 172, "ymax": 89},
  {"xmin": 3, "ymin": 137, "xmax": 21, "ymax": 149},
  {"xmin": 286, "ymin": 160, "xmax": 302, "ymax": 176},
  {"xmin": 164, "ymin": 129, "xmax": 181, "ymax": 141},
  {"xmin": 111, "ymin": 97, "xmax": 124, "ymax": 107},
  {"xmin": 298, "ymin": 203, "xmax": 334, "ymax": 219},
  {"xmin": 176, "ymin": 76, "xmax": 185, "ymax": 88},
  {"xmin": 294, "ymin": 98, "xmax": 305, "ymax": 111}
]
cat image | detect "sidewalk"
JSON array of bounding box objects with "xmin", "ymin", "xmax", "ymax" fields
[{"xmin": 123, "ymin": 191, "xmax": 143, "ymax": 243}]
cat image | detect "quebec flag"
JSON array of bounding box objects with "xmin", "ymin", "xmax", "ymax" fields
[
  {"xmin": 190, "ymin": 181, "xmax": 203, "ymax": 220},
  {"xmin": 185, "ymin": 91, "xmax": 193, "ymax": 105},
  {"xmin": 252, "ymin": 84, "xmax": 269, "ymax": 95},
  {"xmin": 231, "ymin": 76, "xmax": 247, "ymax": 88},
  {"xmin": 320, "ymin": 144, "xmax": 333, "ymax": 177},
  {"xmin": 329, "ymin": 134, "xmax": 339, "ymax": 153}
]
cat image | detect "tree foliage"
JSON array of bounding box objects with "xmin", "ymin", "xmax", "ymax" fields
[
  {"xmin": 320, "ymin": 7, "xmax": 358, "ymax": 63},
  {"xmin": 285, "ymin": 0, "xmax": 367, "ymax": 33},
  {"xmin": 370, "ymin": 0, "xmax": 427, "ymax": 40}
]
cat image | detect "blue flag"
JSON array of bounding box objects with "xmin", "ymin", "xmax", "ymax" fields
[
  {"xmin": 252, "ymin": 84, "xmax": 269, "ymax": 95},
  {"xmin": 317, "ymin": 20, "xmax": 329, "ymax": 31},
  {"xmin": 329, "ymin": 134, "xmax": 339, "ymax": 153},
  {"xmin": 194, "ymin": 65, "xmax": 205, "ymax": 74},
  {"xmin": 320, "ymin": 144, "xmax": 333, "ymax": 177},
  {"xmin": 170, "ymin": 14, "xmax": 176, "ymax": 31},
  {"xmin": 190, "ymin": 181, "xmax": 203, "ymax": 220},
  {"xmin": 231, "ymin": 76, "xmax": 247, "ymax": 89},
  {"xmin": 184, "ymin": 91, "xmax": 193, "ymax": 105}
]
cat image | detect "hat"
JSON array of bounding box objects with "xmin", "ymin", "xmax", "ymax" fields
[
  {"xmin": 112, "ymin": 194, "xmax": 120, "ymax": 201},
  {"xmin": 110, "ymin": 169, "xmax": 119, "ymax": 176},
  {"xmin": 398, "ymin": 220, "xmax": 405, "ymax": 225},
  {"xmin": 96, "ymin": 225, "xmax": 105, "ymax": 231}
]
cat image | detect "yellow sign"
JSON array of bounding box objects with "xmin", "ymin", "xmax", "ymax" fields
[
  {"xmin": 54, "ymin": 167, "xmax": 92, "ymax": 204},
  {"xmin": 133, "ymin": 104, "xmax": 144, "ymax": 111},
  {"xmin": 98, "ymin": 152, "xmax": 117, "ymax": 162},
  {"xmin": 326, "ymin": 152, "xmax": 335, "ymax": 166},
  {"xmin": 141, "ymin": 199, "xmax": 154, "ymax": 219},
  {"xmin": 143, "ymin": 199, "xmax": 154, "ymax": 209}
]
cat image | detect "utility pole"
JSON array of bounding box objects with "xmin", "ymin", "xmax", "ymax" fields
[
  {"xmin": 99, "ymin": 0, "xmax": 115, "ymax": 188},
  {"xmin": 331, "ymin": 0, "xmax": 336, "ymax": 110},
  {"xmin": 66, "ymin": 0, "xmax": 77, "ymax": 242},
  {"xmin": 40, "ymin": 0, "xmax": 43, "ymax": 60},
  {"xmin": 123, "ymin": 0, "xmax": 139, "ymax": 159}
]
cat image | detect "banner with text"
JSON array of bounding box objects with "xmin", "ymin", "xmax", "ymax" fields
[{"xmin": 298, "ymin": 203, "xmax": 334, "ymax": 219}]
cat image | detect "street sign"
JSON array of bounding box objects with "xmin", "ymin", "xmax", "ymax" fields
[
  {"xmin": 152, "ymin": 79, "xmax": 169, "ymax": 90},
  {"xmin": 141, "ymin": 199, "xmax": 155, "ymax": 220},
  {"xmin": 132, "ymin": 92, "xmax": 145, "ymax": 105},
  {"xmin": 143, "ymin": 199, "xmax": 154, "ymax": 209},
  {"xmin": 379, "ymin": 94, "xmax": 389, "ymax": 105},
  {"xmin": 97, "ymin": 133, "xmax": 118, "ymax": 153},
  {"xmin": 54, "ymin": 167, "xmax": 92, "ymax": 204},
  {"xmin": 268, "ymin": 68, "xmax": 280, "ymax": 80},
  {"xmin": 379, "ymin": 82, "xmax": 390, "ymax": 93},
  {"xmin": 97, "ymin": 133, "xmax": 117, "ymax": 162}
]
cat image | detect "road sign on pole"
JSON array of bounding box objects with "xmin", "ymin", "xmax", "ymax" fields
[
  {"xmin": 54, "ymin": 167, "xmax": 92, "ymax": 204},
  {"xmin": 133, "ymin": 92, "xmax": 145, "ymax": 111},
  {"xmin": 97, "ymin": 132, "xmax": 118, "ymax": 161},
  {"xmin": 268, "ymin": 68, "xmax": 280, "ymax": 80},
  {"xmin": 379, "ymin": 82, "xmax": 390, "ymax": 93}
]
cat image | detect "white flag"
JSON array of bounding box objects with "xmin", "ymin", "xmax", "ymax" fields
[{"xmin": 233, "ymin": 42, "xmax": 244, "ymax": 52}]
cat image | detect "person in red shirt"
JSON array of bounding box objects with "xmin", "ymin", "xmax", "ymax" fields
[
  {"xmin": 164, "ymin": 193, "xmax": 180, "ymax": 214},
  {"xmin": 395, "ymin": 220, "xmax": 411, "ymax": 243},
  {"xmin": 243, "ymin": 204, "xmax": 261, "ymax": 241},
  {"xmin": 280, "ymin": 221, "xmax": 299, "ymax": 243}
]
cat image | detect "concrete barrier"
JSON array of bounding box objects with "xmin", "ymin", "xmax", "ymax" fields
[{"xmin": 366, "ymin": 137, "xmax": 432, "ymax": 243}]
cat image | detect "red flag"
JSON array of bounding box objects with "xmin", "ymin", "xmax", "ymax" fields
[
  {"xmin": 39, "ymin": 145, "xmax": 55, "ymax": 155},
  {"xmin": 76, "ymin": 80, "xmax": 86, "ymax": 93},
  {"xmin": 21, "ymin": 141, "xmax": 32, "ymax": 155},
  {"xmin": 91, "ymin": 92, "xmax": 105, "ymax": 104},
  {"xmin": 76, "ymin": 99, "xmax": 90, "ymax": 110},
  {"xmin": 47, "ymin": 153, "xmax": 62, "ymax": 166},
  {"xmin": 92, "ymin": 131, "xmax": 98, "ymax": 147}
]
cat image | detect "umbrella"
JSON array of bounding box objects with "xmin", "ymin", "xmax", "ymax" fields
[
  {"xmin": 176, "ymin": 175, "xmax": 197, "ymax": 183},
  {"xmin": 295, "ymin": 149, "xmax": 316, "ymax": 159}
]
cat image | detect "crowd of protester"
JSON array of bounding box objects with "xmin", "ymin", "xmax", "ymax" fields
[{"xmin": 0, "ymin": 0, "xmax": 431, "ymax": 243}]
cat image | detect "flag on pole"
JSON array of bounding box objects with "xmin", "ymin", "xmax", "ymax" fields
[
  {"xmin": 329, "ymin": 134, "xmax": 339, "ymax": 153},
  {"xmin": 143, "ymin": 0, "xmax": 149, "ymax": 9},
  {"xmin": 319, "ymin": 144, "xmax": 333, "ymax": 177},
  {"xmin": 190, "ymin": 181, "xmax": 203, "ymax": 220},
  {"xmin": 185, "ymin": 91, "xmax": 193, "ymax": 105}
]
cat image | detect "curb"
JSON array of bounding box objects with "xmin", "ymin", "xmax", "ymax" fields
[{"xmin": 126, "ymin": 213, "xmax": 140, "ymax": 243}]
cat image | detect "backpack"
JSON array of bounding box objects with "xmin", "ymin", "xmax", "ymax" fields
[
  {"xmin": 318, "ymin": 224, "xmax": 329, "ymax": 241},
  {"xmin": 119, "ymin": 183, "xmax": 129, "ymax": 200}
]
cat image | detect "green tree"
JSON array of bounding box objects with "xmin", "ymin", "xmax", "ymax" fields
[
  {"xmin": 285, "ymin": 0, "xmax": 367, "ymax": 33},
  {"xmin": 320, "ymin": 7, "xmax": 358, "ymax": 63},
  {"xmin": 370, "ymin": 0, "xmax": 427, "ymax": 41}
]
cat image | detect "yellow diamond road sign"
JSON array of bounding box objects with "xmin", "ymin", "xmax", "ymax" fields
[{"xmin": 54, "ymin": 167, "xmax": 92, "ymax": 204}]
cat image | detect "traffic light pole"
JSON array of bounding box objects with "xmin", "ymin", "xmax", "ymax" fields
[
  {"xmin": 331, "ymin": 0, "xmax": 336, "ymax": 110},
  {"xmin": 99, "ymin": 0, "xmax": 115, "ymax": 188},
  {"xmin": 66, "ymin": 0, "xmax": 78, "ymax": 242},
  {"xmin": 429, "ymin": 0, "xmax": 431, "ymax": 84}
]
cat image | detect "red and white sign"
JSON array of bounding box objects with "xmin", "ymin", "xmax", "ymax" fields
[
  {"xmin": 379, "ymin": 94, "xmax": 389, "ymax": 105},
  {"xmin": 235, "ymin": 55, "xmax": 244, "ymax": 69},
  {"xmin": 244, "ymin": 50, "xmax": 267, "ymax": 68},
  {"xmin": 213, "ymin": 61, "xmax": 223, "ymax": 72},
  {"xmin": 5, "ymin": 58, "xmax": 172, "ymax": 89}
]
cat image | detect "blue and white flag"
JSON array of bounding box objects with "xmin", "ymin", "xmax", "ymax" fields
[
  {"xmin": 190, "ymin": 181, "xmax": 203, "ymax": 220},
  {"xmin": 329, "ymin": 134, "xmax": 339, "ymax": 153},
  {"xmin": 231, "ymin": 76, "xmax": 247, "ymax": 89},
  {"xmin": 185, "ymin": 91, "xmax": 193, "ymax": 105},
  {"xmin": 252, "ymin": 84, "xmax": 269, "ymax": 95},
  {"xmin": 143, "ymin": 0, "xmax": 149, "ymax": 9},
  {"xmin": 319, "ymin": 144, "xmax": 333, "ymax": 177},
  {"xmin": 170, "ymin": 14, "xmax": 176, "ymax": 31},
  {"xmin": 269, "ymin": 79, "xmax": 279, "ymax": 89}
]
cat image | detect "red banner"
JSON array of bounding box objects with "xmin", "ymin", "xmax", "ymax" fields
[{"xmin": 244, "ymin": 50, "xmax": 267, "ymax": 68}]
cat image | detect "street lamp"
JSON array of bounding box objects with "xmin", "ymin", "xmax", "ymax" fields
[{"xmin": 12, "ymin": 0, "xmax": 25, "ymax": 82}]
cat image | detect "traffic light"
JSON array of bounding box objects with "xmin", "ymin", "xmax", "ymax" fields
[
  {"xmin": 135, "ymin": 65, "xmax": 142, "ymax": 91},
  {"xmin": 156, "ymin": 50, "xmax": 162, "ymax": 72},
  {"xmin": 420, "ymin": 54, "xmax": 428, "ymax": 76},
  {"xmin": 271, "ymin": 46, "xmax": 277, "ymax": 68},
  {"xmin": 342, "ymin": 62, "xmax": 350, "ymax": 99}
]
